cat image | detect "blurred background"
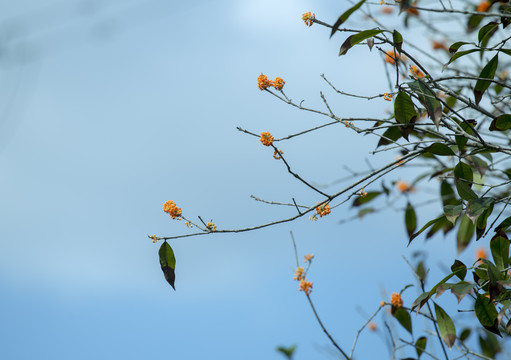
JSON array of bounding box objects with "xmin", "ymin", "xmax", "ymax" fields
[{"xmin": 0, "ymin": 0, "xmax": 489, "ymax": 359}]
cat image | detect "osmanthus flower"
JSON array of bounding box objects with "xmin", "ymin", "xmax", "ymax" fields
[
  {"xmin": 381, "ymin": 6, "xmax": 393, "ymax": 14},
  {"xmin": 273, "ymin": 149, "xmax": 283, "ymax": 160},
  {"xmin": 150, "ymin": 234, "xmax": 158, "ymax": 243},
  {"xmin": 299, "ymin": 279, "xmax": 313, "ymax": 295},
  {"xmin": 257, "ymin": 74, "xmax": 272, "ymax": 90},
  {"xmin": 206, "ymin": 222, "xmax": 217, "ymax": 231},
  {"xmin": 260, "ymin": 131, "xmax": 274, "ymax": 146},
  {"xmin": 396, "ymin": 180, "xmax": 413, "ymax": 193},
  {"xmin": 293, "ymin": 267, "xmax": 305, "ymax": 281},
  {"xmin": 304, "ymin": 254, "xmax": 314, "ymax": 263},
  {"xmin": 431, "ymin": 40, "xmax": 448, "ymax": 51},
  {"xmin": 410, "ymin": 65, "xmax": 425, "ymax": 78},
  {"xmin": 384, "ymin": 50, "xmax": 406, "ymax": 65},
  {"xmin": 301, "ymin": 12, "xmax": 315, "ymax": 27},
  {"xmin": 368, "ymin": 322, "xmax": 377, "ymax": 331},
  {"xmin": 390, "ymin": 292, "xmax": 403, "ymax": 308},
  {"xmin": 273, "ymin": 77, "xmax": 285, "ymax": 91},
  {"xmin": 383, "ymin": 93, "xmax": 393, "ymax": 101},
  {"xmin": 477, "ymin": 1, "xmax": 491, "ymax": 12},
  {"xmin": 315, "ymin": 203, "xmax": 331, "ymax": 217},
  {"xmin": 163, "ymin": 200, "xmax": 182, "ymax": 220},
  {"xmin": 476, "ymin": 247, "xmax": 488, "ymax": 262}
]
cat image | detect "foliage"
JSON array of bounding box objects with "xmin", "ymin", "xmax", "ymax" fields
[{"xmin": 151, "ymin": 0, "xmax": 511, "ymax": 358}]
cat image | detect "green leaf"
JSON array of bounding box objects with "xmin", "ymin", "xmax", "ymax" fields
[
  {"xmin": 339, "ymin": 29, "xmax": 384, "ymax": 56},
  {"xmin": 377, "ymin": 125, "xmax": 402, "ymax": 147},
  {"xmin": 475, "ymin": 294, "xmax": 500, "ymax": 336},
  {"xmin": 478, "ymin": 21, "xmax": 499, "ymax": 48},
  {"xmin": 393, "ymin": 30, "xmax": 403, "ymax": 53},
  {"xmin": 449, "ymin": 281, "xmax": 476, "ymax": 303},
  {"xmin": 466, "ymin": 197, "xmax": 494, "ymax": 223},
  {"xmin": 457, "ymin": 214, "xmax": 475, "ymax": 253},
  {"xmin": 394, "ymin": 91, "xmax": 417, "ymax": 140},
  {"xmin": 474, "ymin": 55, "xmax": 499, "ymax": 105},
  {"xmin": 451, "ymin": 259, "xmax": 467, "ymax": 281},
  {"xmin": 434, "ymin": 303, "xmax": 456, "ymax": 348},
  {"xmin": 449, "ymin": 41, "xmax": 471, "ymax": 54},
  {"xmin": 459, "ymin": 328, "xmax": 471, "ymax": 342},
  {"xmin": 352, "ymin": 191, "xmax": 381, "ymax": 207},
  {"xmin": 496, "ymin": 216, "xmax": 511, "ymax": 232},
  {"xmin": 330, "ymin": 0, "xmax": 366, "ymax": 38},
  {"xmin": 467, "ymin": 14, "xmax": 484, "ymax": 32},
  {"xmin": 444, "ymin": 204, "xmax": 463, "ymax": 225},
  {"xmin": 408, "ymin": 216, "xmax": 444, "ymax": 244},
  {"xmin": 159, "ymin": 241, "xmax": 177, "ymax": 290},
  {"xmin": 454, "ymin": 161, "xmax": 473, "ymax": 182},
  {"xmin": 444, "ymin": 49, "xmax": 481, "ymax": 69},
  {"xmin": 490, "ymin": 233, "xmax": 510, "ymax": 270},
  {"xmin": 408, "ymin": 80, "xmax": 442, "ymax": 128},
  {"xmin": 411, "ymin": 292, "xmax": 430, "ymax": 313},
  {"xmin": 489, "ymin": 114, "xmax": 511, "ymax": 131},
  {"xmin": 455, "ymin": 122, "xmax": 473, "ymax": 150},
  {"xmin": 476, "ymin": 202, "xmax": 494, "ymax": 240},
  {"xmin": 440, "ymin": 181, "xmax": 457, "ymax": 206},
  {"xmin": 415, "ymin": 337, "xmax": 427, "ymax": 358},
  {"xmin": 454, "ymin": 162, "xmax": 477, "ymax": 201},
  {"xmin": 405, "ymin": 202, "xmax": 417, "ymax": 237},
  {"xmin": 276, "ymin": 346, "xmax": 296, "ymax": 359},
  {"xmin": 392, "ymin": 307, "xmax": 412, "ymax": 334},
  {"xmin": 427, "ymin": 143, "xmax": 455, "ymax": 156}
]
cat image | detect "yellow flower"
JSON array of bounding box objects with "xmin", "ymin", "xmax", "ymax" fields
[
  {"xmin": 260, "ymin": 132, "xmax": 274, "ymax": 146},
  {"xmin": 301, "ymin": 12, "xmax": 315, "ymax": 27},
  {"xmin": 163, "ymin": 200, "xmax": 182, "ymax": 220},
  {"xmin": 380, "ymin": 300, "xmax": 385, "ymax": 307},
  {"xmin": 293, "ymin": 267, "xmax": 305, "ymax": 281},
  {"xmin": 299, "ymin": 279, "xmax": 313, "ymax": 295},
  {"xmin": 383, "ymin": 93, "xmax": 393, "ymax": 101},
  {"xmin": 206, "ymin": 222, "xmax": 217, "ymax": 231},
  {"xmin": 304, "ymin": 254, "xmax": 314, "ymax": 263},
  {"xmin": 390, "ymin": 292, "xmax": 403, "ymax": 308},
  {"xmin": 257, "ymin": 74, "xmax": 272, "ymax": 90},
  {"xmin": 410, "ymin": 65, "xmax": 425, "ymax": 78},
  {"xmin": 150, "ymin": 234, "xmax": 158, "ymax": 243},
  {"xmin": 315, "ymin": 203, "xmax": 331, "ymax": 217},
  {"xmin": 396, "ymin": 180, "xmax": 413, "ymax": 193}
]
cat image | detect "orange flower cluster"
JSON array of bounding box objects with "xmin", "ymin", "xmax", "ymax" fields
[
  {"xmin": 260, "ymin": 132, "xmax": 274, "ymax": 146},
  {"xmin": 476, "ymin": 247, "xmax": 488, "ymax": 262},
  {"xmin": 316, "ymin": 203, "xmax": 331, "ymax": 217},
  {"xmin": 257, "ymin": 74, "xmax": 286, "ymax": 91},
  {"xmin": 163, "ymin": 200, "xmax": 182, "ymax": 220},
  {"xmin": 150, "ymin": 234, "xmax": 157, "ymax": 243},
  {"xmin": 299, "ymin": 279, "xmax": 313, "ymax": 295},
  {"xmin": 477, "ymin": 1, "xmax": 491, "ymax": 12},
  {"xmin": 410, "ymin": 65, "xmax": 425, "ymax": 78},
  {"xmin": 390, "ymin": 292, "xmax": 403, "ymax": 308},
  {"xmin": 206, "ymin": 222, "xmax": 217, "ymax": 231},
  {"xmin": 343, "ymin": 120, "xmax": 354, "ymax": 127},
  {"xmin": 384, "ymin": 50, "xmax": 406, "ymax": 64},
  {"xmin": 185, "ymin": 221, "xmax": 193, "ymax": 228},
  {"xmin": 273, "ymin": 77, "xmax": 285, "ymax": 91},
  {"xmin": 383, "ymin": 93, "xmax": 393, "ymax": 101},
  {"xmin": 358, "ymin": 188, "xmax": 368, "ymax": 197},
  {"xmin": 381, "ymin": 6, "xmax": 393, "ymax": 14},
  {"xmin": 304, "ymin": 254, "xmax": 314, "ymax": 263},
  {"xmin": 396, "ymin": 180, "xmax": 412, "ymax": 193},
  {"xmin": 368, "ymin": 322, "xmax": 377, "ymax": 331},
  {"xmin": 302, "ymin": 12, "xmax": 315, "ymax": 26},
  {"xmin": 431, "ymin": 40, "xmax": 448, "ymax": 51},
  {"xmin": 380, "ymin": 300, "xmax": 385, "ymax": 307},
  {"xmin": 294, "ymin": 266, "xmax": 305, "ymax": 281},
  {"xmin": 273, "ymin": 149, "xmax": 284, "ymax": 159}
]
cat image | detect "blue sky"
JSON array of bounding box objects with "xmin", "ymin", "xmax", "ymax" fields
[{"xmin": 0, "ymin": 1, "xmax": 491, "ymax": 359}]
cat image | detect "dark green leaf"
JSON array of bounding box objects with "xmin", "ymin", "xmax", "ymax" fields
[
  {"xmin": 457, "ymin": 214, "xmax": 475, "ymax": 253},
  {"xmin": 330, "ymin": 0, "xmax": 366, "ymax": 38},
  {"xmin": 459, "ymin": 328, "xmax": 471, "ymax": 342},
  {"xmin": 339, "ymin": 29, "xmax": 384, "ymax": 56},
  {"xmin": 451, "ymin": 259, "xmax": 467, "ymax": 281},
  {"xmin": 454, "ymin": 162, "xmax": 477, "ymax": 201},
  {"xmin": 393, "ymin": 30, "xmax": 403, "ymax": 53},
  {"xmin": 411, "ymin": 292, "xmax": 430, "ymax": 313},
  {"xmin": 474, "ymin": 55, "xmax": 499, "ymax": 105},
  {"xmin": 408, "ymin": 80, "xmax": 442, "ymax": 128},
  {"xmin": 159, "ymin": 241, "xmax": 177, "ymax": 290},
  {"xmin": 455, "ymin": 122, "xmax": 473, "ymax": 150},
  {"xmin": 475, "ymin": 294, "xmax": 501, "ymax": 336},
  {"xmin": 496, "ymin": 217, "xmax": 511, "ymax": 232},
  {"xmin": 377, "ymin": 125, "xmax": 402, "ymax": 147},
  {"xmin": 394, "ymin": 91, "xmax": 417, "ymax": 140},
  {"xmin": 427, "ymin": 143, "xmax": 455, "ymax": 156},
  {"xmin": 455, "ymin": 181, "xmax": 478, "ymax": 201},
  {"xmin": 449, "ymin": 281, "xmax": 476, "ymax": 303},
  {"xmin": 467, "ymin": 14, "xmax": 484, "ymax": 32},
  {"xmin": 476, "ymin": 202, "xmax": 494, "ymax": 240},
  {"xmin": 478, "ymin": 22, "xmax": 499, "ymax": 46},
  {"xmin": 434, "ymin": 303, "xmax": 456, "ymax": 348},
  {"xmin": 444, "ymin": 49, "xmax": 481, "ymax": 69},
  {"xmin": 415, "ymin": 337, "xmax": 427, "ymax": 358},
  {"xmin": 489, "ymin": 114, "xmax": 511, "ymax": 131},
  {"xmin": 491, "ymin": 233, "xmax": 510, "ymax": 270},
  {"xmin": 405, "ymin": 202, "xmax": 417, "ymax": 237},
  {"xmin": 392, "ymin": 307, "xmax": 412, "ymax": 334},
  {"xmin": 449, "ymin": 41, "xmax": 471, "ymax": 54},
  {"xmin": 409, "ymin": 216, "xmax": 444, "ymax": 244},
  {"xmin": 352, "ymin": 191, "xmax": 381, "ymax": 207},
  {"xmin": 276, "ymin": 346, "xmax": 296, "ymax": 359},
  {"xmin": 440, "ymin": 181, "xmax": 457, "ymax": 206}
]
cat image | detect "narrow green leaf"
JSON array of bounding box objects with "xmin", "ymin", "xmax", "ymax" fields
[
  {"xmin": 490, "ymin": 233, "xmax": 510, "ymax": 270},
  {"xmin": 434, "ymin": 303, "xmax": 456, "ymax": 348},
  {"xmin": 449, "ymin": 281, "xmax": 476, "ymax": 303},
  {"xmin": 455, "ymin": 122, "xmax": 473, "ymax": 150},
  {"xmin": 427, "ymin": 143, "xmax": 455, "ymax": 156},
  {"xmin": 377, "ymin": 125, "xmax": 402, "ymax": 147},
  {"xmin": 489, "ymin": 114, "xmax": 511, "ymax": 131},
  {"xmin": 474, "ymin": 55, "xmax": 499, "ymax": 105},
  {"xmin": 476, "ymin": 202, "xmax": 494, "ymax": 240},
  {"xmin": 352, "ymin": 191, "xmax": 381, "ymax": 207},
  {"xmin": 339, "ymin": 29, "xmax": 384, "ymax": 56},
  {"xmin": 475, "ymin": 294, "xmax": 500, "ymax": 336},
  {"xmin": 392, "ymin": 307, "xmax": 412, "ymax": 334},
  {"xmin": 467, "ymin": 14, "xmax": 484, "ymax": 32},
  {"xmin": 455, "ymin": 180, "xmax": 478, "ymax": 201},
  {"xmin": 459, "ymin": 328, "xmax": 471, "ymax": 342},
  {"xmin": 449, "ymin": 41, "xmax": 471, "ymax": 54},
  {"xmin": 444, "ymin": 49, "xmax": 481, "ymax": 69},
  {"xmin": 405, "ymin": 202, "xmax": 417, "ymax": 237},
  {"xmin": 393, "ymin": 30, "xmax": 403, "ymax": 53},
  {"xmin": 457, "ymin": 214, "xmax": 475, "ymax": 253},
  {"xmin": 394, "ymin": 91, "xmax": 417, "ymax": 140},
  {"xmin": 478, "ymin": 22, "xmax": 499, "ymax": 46},
  {"xmin": 330, "ymin": 0, "xmax": 366, "ymax": 38},
  {"xmin": 408, "ymin": 216, "xmax": 444, "ymax": 244},
  {"xmin": 415, "ymin": 337, "xmax": 427, "ymax": 358},
  {"xmin": 440, "ymin": 181, "xmax": 457, "ymax": 206},
  {"xmin": 159, "ymin": 241, "xmax": 177, "ymax": 290},
  {"xmin": 496, "ymin": 216, "xmax": 511, "ymax": 232},
  {"xmin": 408, "ymin": 80, "xmax": 442, "ymax": 128},
  {"xmin": 276, "ymin": 346, "xmax": 296, "ymax": 359},
  {"xmin": 411, "ymin": 292, "xmax": 430, "ymax": 313}
]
